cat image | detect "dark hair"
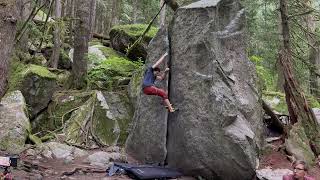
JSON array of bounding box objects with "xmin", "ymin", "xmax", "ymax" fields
[{"xmin": 153, "ymin": 67, "xmax": 161, "ymax": 72}]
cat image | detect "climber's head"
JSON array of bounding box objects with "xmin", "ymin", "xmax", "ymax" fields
[
  {"xmin": 293, "ymin": 160, "xmax": 308, "ymax": 179},
  {"xmin": 153, "ymin": 67, "xmax": 161, "ymax": 76}
]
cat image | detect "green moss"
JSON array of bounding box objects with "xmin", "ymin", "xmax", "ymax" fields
[
  {"xmin": 60, "ymin": 49, "xmax": 71, "ymax": 64},
  {"xmin": 89, "ymin": 39, "xmax": 103, "ymax": 46},
  {"xmin": 287, "ymin": 123, "xmax": 316, "ymax": 164},
  {"xmin": 116, "ymin": 92, "xmax": 134, "ymax": 145},
  {"xmin": 263, "ymin": 91, "xmax": 320, "ymax": 114},
  {"xmin": 8, "ymin": 58, "xmax": 28, "ymax": 91},
  {"xmin": 96, "ymin": 46, "xmax": 124, "ymax": 59},
  {"xmin": 88, "ymin": 57, "xmax": 142, "ymax": 90},
  {"xmin": 32, "ymin": 91, "xmax": 94, "ymax": 136},
  {"xmin": 49, "ymin": 91, "xmax": 93, "ymax": 129},
  {"xmin": 111, "ymin": 24, "xmax": 158, "ymax": 40},
  {"xmin": 36, "ymin": 9, "xmax": 48, "ymax": 21},
  {"xmin": 65, "ymin": 97, "xmax": 95, "ymax": 144},
  {"xmin": 93, "ymin": 100, "xmax": 119, "ymax": 146},
  {"xmin": 0, "ymin": 135, "xmax": 25, "ymax": 154},
  {"xmin": 29, "ymin": 54, "xmax": 47, "ymax": 65},
  {"xmin": 305, "ymin": 94, "xmax": 320, "ymax": 108},
  {"xmin": 26, "ymin": 65, "xmax": 57, "ymax": 79},
  {"xmin": 130, "ymin": 66, "xmax": 144, "ymax": 93},
  {"xmin": 28, "ymin": 134, "xmax": 42, "ymax": 145},
  {"xmin": 9, "ymin": 62, "xmax": 57, "ymax": 91}
]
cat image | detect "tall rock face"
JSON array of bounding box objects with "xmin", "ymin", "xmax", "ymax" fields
[
  {"xmin": 125, "ymin": 0, "xmax": 263, "ymax": 179},
  {"xmin": 125, "ymin": 27, "xmax": 169, "ymax": 164},
  {"xmin": 167, "ymin": 0, "xmax": 263, "ymax": 179}
]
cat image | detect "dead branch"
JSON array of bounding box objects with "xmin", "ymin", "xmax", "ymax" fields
[{"xmin": 92, "ymin": 33, "xmax": 109, "ymax": 40}]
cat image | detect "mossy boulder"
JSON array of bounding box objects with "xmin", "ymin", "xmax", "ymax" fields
[
  {"xmin": 15, "ymin": 51, "xmax": 47, "ymax": 65},
  {"xmin": 285, "ymin": 123, "xmax": 315, "ymax": 165},
  {"xmin": 0, "ymin": 91, "xmax": 31, "ymax": 154},
  {"xmin": 8, "ymin": 63, "xmax": 59, "ymax": 118},
  {"xmin": 32, "ymin": 91, "xmax": 93, "ymax": 135},
  {"xmin": 64, "ymin": 91, "xmax": 133, "ymax": 146},
  {"xmin": 109, "ymin": 24, "xmax": 158, "ymax": 61},
  {"xmin": 88, "ymin": 56, "xmax": 142, "ymax": 91},
  {"xmin": 32, "ymin": 90, "xmax": 133, "ymax": 146}
]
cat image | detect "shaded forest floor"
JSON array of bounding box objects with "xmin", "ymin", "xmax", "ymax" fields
[
  {"xmin": 2, "ymin": 140, "xmax": 320, "ymax": 179},
  {"xmin": 5, "ymin": 149, "xmax": 195, "ymax": 180},
  {"xmin": 259, "ymin": 139, "xmax": 320, "ymax": 180}
]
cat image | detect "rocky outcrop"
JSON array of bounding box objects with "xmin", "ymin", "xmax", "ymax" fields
[
  {"xmin": 285, "ymin": 123, "xmax": 315, "ymax": 164},
  {"xmin": 9, "ymin": 64, "xmax": 59, "ymax": 118},
  {"xmin": 126, "ymin": 0, "xmax": 263, "ymax": 179},
  {"xmin": 32, "ymin": 90, "xmax": 133, "ymax": 147},
  {"xmin": 0, "ymin": 91, "xmax": 30, "ymax": 154},
  {"xmin": 125, "ymin": 27, "xmax": 170, "ymax": 164}
]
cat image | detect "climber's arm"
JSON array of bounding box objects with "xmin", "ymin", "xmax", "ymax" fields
[{"xmin": 152, "ymin": 52, "xmax": 168, "ymax": 69}]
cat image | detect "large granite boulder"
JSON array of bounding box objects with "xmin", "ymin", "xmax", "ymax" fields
[
  {"xmin": 126, "ymin": 0, "xmax": 263, "ymax": 179},
  {"xmin": 0, "ymin": 91, "xmax": 31, "ymax": 154},
  {"xmin": 126, "ymin": 27, "xmax": 170, "ymax": 164}
]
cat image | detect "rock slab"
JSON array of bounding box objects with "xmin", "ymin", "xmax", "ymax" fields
[
  {"xmin": 167, "ymin": 0, "xmax": 263, "ymax": 179},
  {"xmin": 0, "ymin": 91, "xmax": 30, "ymax": 154}
]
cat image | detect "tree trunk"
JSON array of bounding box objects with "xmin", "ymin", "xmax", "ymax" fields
[
  {"xmin": 279, "ymin": 0, "xmax": 320, "ymax": 155},
  {"xmin": 303, "ymin": 0, "xmax": 320, "ymax": 97},
  {"xmin": 72, "ymin": 0, "xmax": 90, "ymax": 89},
  {"xmin": 0, "ymin": 0, "xmax": 18, "ymax": 100},
  {"xmin": 277, "ymin": 13, "xmax": 284, "ymax": 92},
  {"xmin": 16, "ymin": 0, "xmax": 31, "ymax": 52},
  {"xmin": 310, "ymin": 42, "xmax": 320, "ymax": 96},
  {"xmin": 110, "ymin": 0, "xmax": 121, "ymax": 29},
  {"xmin": 132, "ymin": 0, "xmax": 138, "ymax": 23},
  {"xmin": 88, "ymin": 0, "xmax": 96, "ymax": 39},
  {"xmin": 159, "ymin": 0, "xmax": 166, "ymax": 27},
  {"xmin": 49, "ymin": 0, "xmax": 62, "ymax": 68}
]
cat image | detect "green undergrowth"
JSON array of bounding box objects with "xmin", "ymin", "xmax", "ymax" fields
[
  {"xmin": 89, "ymin": 39, "xmax": 103, "ymax": 46},
  {"xmin": 250, "ymin": 55, "xmax": 275, "ymax": 91},
  {"xmin": 263, "ymin": 91, "xmax": 320, "ymax": 114}
]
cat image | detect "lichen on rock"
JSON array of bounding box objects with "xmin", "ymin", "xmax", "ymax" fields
[{"xmin": 0, "ymin": 91, "xmax": 31, "ymax": 154}]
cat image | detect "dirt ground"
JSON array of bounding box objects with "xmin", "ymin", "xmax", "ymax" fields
[
  {"xmin": 3, "ymin": 150, "xmax": 195, "ymax": 180},
  {"xmin": 2, "ymin": 139, "xmax": 320, "ymax": 179},
  {"xmin": 259, "ymin": 139, "xmax": 320, "ymax": 180}
]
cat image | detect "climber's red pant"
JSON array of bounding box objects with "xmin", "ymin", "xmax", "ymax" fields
[{"xmin": 143, "ymin": 86, "xmax": 168, "ymax": 100}]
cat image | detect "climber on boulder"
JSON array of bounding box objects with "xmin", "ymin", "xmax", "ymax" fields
[{"xmin": 142, "ymin": 52, "xmax": 177, "ymax": 113}]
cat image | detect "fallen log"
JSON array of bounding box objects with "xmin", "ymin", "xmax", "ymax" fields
[
  {"xmin": 262, "ymin": 100, "xmax": 285, "ymax": 134},
  {"xmin": 93, "ymin": 33, "xmax": 110, "ymax": 40}
]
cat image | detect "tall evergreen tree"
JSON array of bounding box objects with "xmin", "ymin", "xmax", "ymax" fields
[{"xmin": 0, "ymin": 0, "xmax": 18, "ymax": 99}]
